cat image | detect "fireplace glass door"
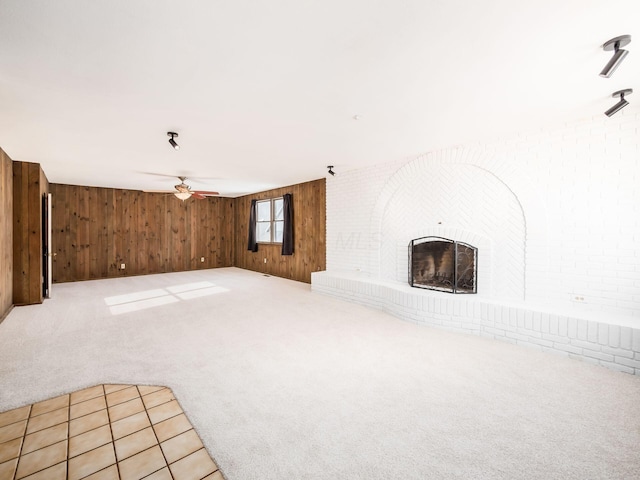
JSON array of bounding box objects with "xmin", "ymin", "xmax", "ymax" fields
[{"xmin": 409, "ymin": 237, "xmax": 477, "ymax": 294}]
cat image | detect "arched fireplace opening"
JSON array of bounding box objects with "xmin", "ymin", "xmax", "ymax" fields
[{"xmin": 409, "ymin": 237, "xmax": 477, "ymax": 294}]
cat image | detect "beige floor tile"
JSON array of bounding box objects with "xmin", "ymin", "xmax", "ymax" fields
[
  {"xmin": 152, "ymin": 414, "xmax": 193, "ymax": 443},
  {"xmin": 19, "ymin": 461, "xmax": 66, "ymax": 480},
  {"xmin": 103, "ymin": 384, "xmax": 131, "ymax": 394},
  {"xmin": 70, "ymin": 385, "xmax": 104, "ymax": 405},
  {"xmin": 203, "ymin": 471, "xmax": 224, "ymax": 480},
  {"xmin": 160, "ymin": 429, "xmax": 203, "ymax": 464},
  {"xmin": 108, "ymin": 397, "xmax": 144, "ymax": 423},
  {"xmin": 68, "ymin": 425, "xmax": 112, "ymax": 458},
  {"xmin": 30, "ymin": 395, "xmax": 69, "ymax": 418},
  {"xmin": 169, "ymin": 448, "xmax": 217, "ymax": 480},
  {"xmin": 110, "ymin": 411, "xmax": 151, "ymax": 441},
  {"xmin": 82, "ymin": 464, "xmax": 119, "ymax": 480},
  {"xmin": 0, "ymin": 420, "xmax": 27, "ymax": 443},
  {"xmin": 22, "ymin": 423, "xmax": 68, "ymax": 455},
  {"xmin": 114, "ymin": 427, "xmax": 158, "ymax": 461},
  {"xmin": 70, "ymin": 396, "xmax": 107, "ymax": 420},
  {"xmin": 137, "ymin": 385, "xmax": 165, "ymax": 396},
  {"xmin": 0, "ymin": 457, "xmax": 18, "ymax": 479},
  {"xmin": 67, "ymin": 443, "xmax": 115, "ymax": 480},
  {"xmin": 0, "ymin": 406, "xmax": 31, "ymax": 429},
  {"xmin": 106, "ymin": 386, "xmax": 140, "ymax": 408},
  {"xmin": 0, "ymin": 437, "xmax": 22, "ymax": 464},
  {"xmin": 117, "ymin": 445, "xmax": 166, "ymax": 480},
  {"xmin": 142, "ymin": 467, "xmax": 173, "ymax": 480},
  {"xmin": 147, "ymin": 401, "xmax": 183, "ymax": 425},
  {"xmin": 26, "ymin": 408, "xmax": 67, "ymax": 436},
  {"xmin": 15, "ymin": 440, "xmax": 67, "ymax": 479},
  {"xmin": 69, "ymin": 409, "xmax": 109, "ymax": 438},
  {"xmin": 141, "ymin": 388, "xmax": 175, "ymax": 410}
]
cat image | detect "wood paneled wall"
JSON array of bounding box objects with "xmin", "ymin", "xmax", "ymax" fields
[
  {"xmin": 234, "ymin": 178, "xmax": 326, "ymax": 283},
  {"xmin": 0, "ymin": 148, "xmax": 13, "ymax": 319},
  {"xmin": 12, "ymin": 161, "xmax": 49, "ymax": 305},
  {"xmin": 50, "ymin": 184, "xmax": 234, "ymax": 282}
]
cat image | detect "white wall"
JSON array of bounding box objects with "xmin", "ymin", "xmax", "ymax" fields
[{"xmin": 326, "ymin": 111, "xmax": 640, "ymax": 322}]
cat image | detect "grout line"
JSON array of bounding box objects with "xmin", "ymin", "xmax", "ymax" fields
[
  {"xmin": 138, "ymin": 385, "xmax": 174, "ymax": 480},
  {"xmin": 101, "ymin": 384, "xmax": 121, "ymax": 480},
  {"xmin": 12, "ymin": 404, "xmax": 31, "ymax": 480},
  {"xmin": 66, "ymin": 393, "xmax": 71, "ymax": 480}
]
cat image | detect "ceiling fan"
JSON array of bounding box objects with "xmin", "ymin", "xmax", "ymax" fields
[{"xmin": 143, "ymin": 177, "xmax": 219, "ymax": 200}]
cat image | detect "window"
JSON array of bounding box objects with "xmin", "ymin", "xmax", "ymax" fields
[{"xmin": 256, "ymin": 197, "xmax": 284, "ymax": 243}]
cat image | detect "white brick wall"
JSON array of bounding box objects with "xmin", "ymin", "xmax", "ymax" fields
[
  {"xmin": 319, "ymin": 110, "xmax": 640, "ymax": 373},
  {"xmin": 325, "ymin": 110, "xmax": 640, "ymax": 319}
]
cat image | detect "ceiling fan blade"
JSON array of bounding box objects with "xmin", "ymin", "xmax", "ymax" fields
[
  {"xmin": 191, "ymin": 193, "xmax": 206, "ymax": 200},
  {"xmin": 142, "ymin": 190, "xmax": 176, "ymax": 193},
  {"xmin": 191, "ymin": 190, "xmax": 220, "ymax": 195}
]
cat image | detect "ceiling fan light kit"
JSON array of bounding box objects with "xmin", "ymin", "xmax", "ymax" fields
[{"xmin": 143, "ymin": 176, "xmax": 219, "ymax": 201}]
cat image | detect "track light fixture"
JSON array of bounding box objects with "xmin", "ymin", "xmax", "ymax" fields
[
  {"xmin": 604, "ymin": 89, "xmax": 632, "ymax": 117},
  {"xmin": 327, "ymin": 165, "xmax": 335, "ymax": 176},
  {"xmin": 167, "ymin": 132, "xmax": 180, "ymax": 150},
  {"xmin": 600, "ymin": 35, "xmax": 631, "ymax": 78}
]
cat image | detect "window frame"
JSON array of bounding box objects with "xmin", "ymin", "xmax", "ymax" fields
[{"xmin": 255, "ymin": 197, "xmax": 284, "ymax": 244}]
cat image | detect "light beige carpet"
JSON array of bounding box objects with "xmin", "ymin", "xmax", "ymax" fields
[{"xmin": 1, "ymin": 267, "xmax": 639, "ymax": 479}]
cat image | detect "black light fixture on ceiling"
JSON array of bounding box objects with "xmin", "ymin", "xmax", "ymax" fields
[
  {"xmin": 599, "ymin": 35, "xmax": 631, "ymax": 78},
  {"xmin": 605, "ymin": 89, "xmax": 632, "ymax": 117},
  {"xmin": 327, "ymin": 165, "xmax": 335, "ymax": 176},
  {"xmin": 167, "ymin": 132, "xmax": 180, "ymax": 150}
]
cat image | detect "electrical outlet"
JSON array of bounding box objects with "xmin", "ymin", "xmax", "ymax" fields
[
  {"xmin": 263, "ymin": 258, "xmax": 267, "ymax": 263},
  {"xmin": 200, "ymin": 257, "xmax": 205, "ymax": 262},
  {"xmin": 120, "ymin": 263, "xmax": 125, "ymax": 270}
]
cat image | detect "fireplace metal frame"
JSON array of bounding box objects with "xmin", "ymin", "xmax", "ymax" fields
[{"xmin": 408, "ymin": 236, "xmax": 478, "ymax": 294}]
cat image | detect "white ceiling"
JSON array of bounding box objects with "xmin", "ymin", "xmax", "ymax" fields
[{"xmin": 1, "ymin": 0, "xmax": 638, "ymax": 197}]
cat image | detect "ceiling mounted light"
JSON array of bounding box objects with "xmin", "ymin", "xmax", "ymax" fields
[
  {"xmin": 600, "ymin": 35, "xmax": 631, "ymax": 78},
  {"xmin": 174, "ymin": 191, "xmax": 192, "ymax": 201},
  {"xmin": 604, "ymin": 89, "xmax": 632, "ymax": 117},
  {"xmin": 327, "ymin": 165, "xmax": 335, "ymax": 176},
  {"xmin": 167, "ymin": 131, "xmax": 180, "ymax": 150}
]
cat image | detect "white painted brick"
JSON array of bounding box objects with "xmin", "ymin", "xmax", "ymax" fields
[
  {"xmin": 614, "ymin": 357, "xmax": 640, "ymax": 369},
  {"xmin": 587, "ymin": 321, "xmax": 598, "ymax": 343},
  {"xmin": 583, "ymin": 349, "xmax": 615, "ymax": 362},
  {"xmin": 570, "ymin": 339, "xmax": 601, "ymax": 351},
  {"xmin": 608, "ymin": 325, "xmax": 620, "ymax": 348},
  {"xmin": 620, "ymin": 327, "xmax": 633, "ymax": 350},
  {"xmin": 553, "ymin": 343, "xmax": 583, "ymax": 355},
  {"xmin": 597, "ymin": 361, "xmax": 635, "ymax": 375},
  {"xmin": 542, "ymin": 333, "xmax": 570, "ymax": 344},
  {"xmin": 569, "ymin": 353, "xmax": 600, "ymax": 367},
  {"xmin": 598, "ymin": 324, "xmax": 609, "ymax": 346},
  {"xmin": 633, "ymin": 329, "xmax": 640, "ymax": 352},
  {"xmin": 577, "ymin": 320, "xmax": 588, "ymax": 340},
  {"xmin": 601, "ymin": 346, "xmax": 635, "ymax": 359},
  {"xmin": 567, "ymin": 318, "xmax": 577, "ymax": 339},
  {"xmin": 541, "ymin": 313, "xmax": 550, "ymax": 333}
]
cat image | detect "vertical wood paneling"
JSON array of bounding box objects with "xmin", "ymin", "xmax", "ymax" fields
[
  {"xmin": 50, "ymin": 184, "xmax": 235, "ymax": 282},
  {"xmin": 0, "ymin": 148, "xmax": 13, "ymax": 319},
  {"xmin": 12, "ymin": 161, "xmax": 49, "ymax": 305},
  {"xmin": 233, "ymin": 178, "xmax": 326, "ymax": 283}
]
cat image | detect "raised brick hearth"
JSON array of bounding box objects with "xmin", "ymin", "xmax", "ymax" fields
[{"xmin": 312, "ymin": 271, "xmax": 640, "ymax": 374}]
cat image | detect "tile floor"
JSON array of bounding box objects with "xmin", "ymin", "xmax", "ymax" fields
[{"xmin": 0, "ymin": 384, "xmax": 223, "ymax": 480}]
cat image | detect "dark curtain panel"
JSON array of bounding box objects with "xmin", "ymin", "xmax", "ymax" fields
[
  {"xmin": 247, "ymin": 199, "xmax": 258, "ymax": 252},
  {"xmin": 282, "ymin": 193, "xmax": 294, "ymax": 255}
]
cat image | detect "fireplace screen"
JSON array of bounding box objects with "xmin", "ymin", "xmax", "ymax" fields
[{"xmin": 409, "ymin": 237, "xmax": 477, "ymax": 294}]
